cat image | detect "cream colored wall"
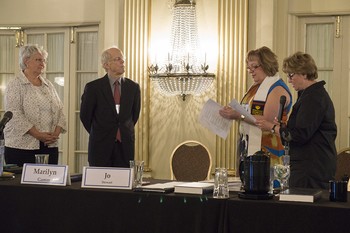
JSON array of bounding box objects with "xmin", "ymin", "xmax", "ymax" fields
[
  {"xmin": 0, "ymin": 0, "xmax": 104, "ymax": 25},
  {"xmin": 249, "ymin": 0, "xmax": 274, "ymax": 48},
  {"xmin": 288, "ymin": 0, "xmax": 350, "ymax": 14},
  {"xmin": 103, "ymin": 0, "xmax": 124, "ymax": 53}
]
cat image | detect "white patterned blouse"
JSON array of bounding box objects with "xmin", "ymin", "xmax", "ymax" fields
[{"xmin": 4, "ymin": 71, "xmax": 67, "ymax": 149}]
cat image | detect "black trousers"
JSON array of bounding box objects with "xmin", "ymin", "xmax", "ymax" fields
[
  {"xmin": 111, "ymin": 140, "xmax": 130, "ymax": 167},
  {"xmin": 89, "ymin": 141, "xmax": 132, "ymax": 168},
  {"xmin": 4, "ymin": 141, "xmax": 59, "ymax": 167}
]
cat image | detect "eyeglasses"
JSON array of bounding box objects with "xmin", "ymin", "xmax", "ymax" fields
[
  {"xmin": 110, "ymin": 57, "xmax": 125, "ymax": 62},
  {"xmin": 286, "ymin": 73, "xmax": 295, "ymax": 80},
  {"xmin": 246, "ymin": 64, "xmax": 261, "ymax": 72},
  {"xmin": 34, "ymin": 58, "xmax": 46, "ymax": 63}
]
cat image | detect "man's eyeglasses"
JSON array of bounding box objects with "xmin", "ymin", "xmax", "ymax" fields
[
  {"xmin": 246, "ymin": 64, "xmax": 261, "ymax": 72},
  {"xmin": 110, "ymin": 57, "xmax": 125, "ymax": 62},
  {"xmin": 34, "ymin": 58, "xmax": 46, "ymax": 63},
  {"xmin": 287, "ymin": 73, "xmax": 295, "ymax": 80}
]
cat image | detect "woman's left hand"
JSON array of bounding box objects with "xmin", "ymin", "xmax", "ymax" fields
[
  {"xmin": 255, "ymin": 119, "xmax": 274, "ymax": 131},
  {"xmin": 219, "ymin": 106, "xmax": 240, "ymax": 120},
  {"xmin": 44, "ymin": 133, "xmax": 59, "ymax": 145},
  {"xmin": 256, "ymin": 117, "xmax": 281, "ymax": 132}
]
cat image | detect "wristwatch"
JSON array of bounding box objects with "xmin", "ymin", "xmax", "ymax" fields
[
  {"xmin": 240, "ymin": 115, "xmax": 245, "ymax": 121},
  {"xmin": 271, "ymin": 124, "xmax": 277, "ymax": 134}
]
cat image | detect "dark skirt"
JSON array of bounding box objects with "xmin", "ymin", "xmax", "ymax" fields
[{"xmin": 4, "ymin": 141, "xmax": 59, "ymax": 167}]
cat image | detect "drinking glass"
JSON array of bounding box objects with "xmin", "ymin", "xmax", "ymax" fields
[
  {"xmin": 213, "ymin": 168, "xmax": 229, "ymax": 199},
  {"xmin": 129, "ymin": 160, "xmax": 144, "ymax": 188},
  {"xmin": 35, "ymin": 154, "xmax": 49, "ymax": 164},
  {"xmin": 273, "ymin": 164, "xmax": 290, "ymax": 191}
]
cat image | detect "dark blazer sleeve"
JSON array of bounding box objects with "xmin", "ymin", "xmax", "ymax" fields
[
  {"xmin": 80, "ymin": 75, "xmax": 117, "ymax": 134},
  {"xmin": 117, "ymin": 78, "xmax": 141, "ymax": 143},
  {"xmin": 119, "ymin": 78, "xmax": 141, "ymax": 125},
  {"xmin": 132, "ymin": 84, "xmax": 141, "ymax": 125},
  {"xmin": 80, "ymin": 82, "xmax": 96, "ymax": 133}
]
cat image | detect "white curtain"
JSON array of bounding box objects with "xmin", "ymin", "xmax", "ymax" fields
[
  {"xmin": 75, "ymin": 31, "xmax": 98, "ymax": 171},
  {"xmin": 46, "ymin": 33, "xmax": 65, "ymax": 100},
  {"xmin": 305, "ymin": 23, "xmax": 334, "ymax": 92},
  {"xmin": 0, "ymin": 34, "xmax": 16, "ymax": 112}
]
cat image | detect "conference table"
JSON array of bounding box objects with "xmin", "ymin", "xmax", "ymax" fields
[{"xmin": 0, "ymin": 176, "xmax": 349, "ymax": 233}]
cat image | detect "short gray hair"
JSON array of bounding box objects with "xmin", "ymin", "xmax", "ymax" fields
[
  {"xmin": 101, "ymin": 49, "xmax": 113, "ymax": 66},
  {"xmin": 101, "ymin": 46, "xmax": 121, "ymax": 64},
  {"xmin": 19, "ymin": 44, "xmax": 48, "ymax": 70}
]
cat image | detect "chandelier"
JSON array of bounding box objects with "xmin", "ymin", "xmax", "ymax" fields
[{"xmin": 148, "ymin": 0, "xmax": 215, "ymax": 101}]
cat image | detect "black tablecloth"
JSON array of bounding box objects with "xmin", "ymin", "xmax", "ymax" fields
[
  {"xmin": 1, "ymin": 176, "xmax": 350, "ymax": 233},
  {"xmin": 226, "ymin": 192, "xmax": 350, "ymax": 233},
  {"xmin": 0, "ymin": 177, "xmax": 226, "ymax": 233}
]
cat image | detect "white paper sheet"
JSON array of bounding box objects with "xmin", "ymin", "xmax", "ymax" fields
[
  {"xmin": 244, "ymin": 123, "xmax": 262, "ymax": 156},
  {"xmin": 199, "ymin": 99, "xmax": 233, "ymax": 139},
  {"xmin": 228, "ymin": 99, "xmax": 256, "ymax": 123}
]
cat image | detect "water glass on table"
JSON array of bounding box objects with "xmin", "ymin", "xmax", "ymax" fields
[
  {"xmin": 273, "ymin": 163, "xmax": 290, "ymax": 192},
  {"xmin": 130, "ymin": 160, "xmax": 144, "ymax": 188},
  {"xmin": 35, "ymin": 154, "xmax": 49, "ymax": 164},
  {"xmin": 213, "ymin": 168, "xmax": 229, "ymax": 199}
]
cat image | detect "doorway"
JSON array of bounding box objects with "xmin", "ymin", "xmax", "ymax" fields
[{"xmin": 295, "ymin": 15, "xmax": 350, "ymax": 150}]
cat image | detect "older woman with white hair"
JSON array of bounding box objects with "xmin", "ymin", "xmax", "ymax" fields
[{"xmin": 4, "ymin": 44, "xmax": 67, "ymax": 166}]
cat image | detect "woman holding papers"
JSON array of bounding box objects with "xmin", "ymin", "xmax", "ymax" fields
[
  {"xmin": 256, "ymin": 52, "xmax": 336, "ymax": 189},
  {"xmin": 219, "ymin": 46, "xmax": 292, "ymax": 167}
]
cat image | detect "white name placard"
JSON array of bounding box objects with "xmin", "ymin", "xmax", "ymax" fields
[
  {"xmin": 81, "ymin": 166, "xmax": 133, "ymax": 190},
  {"xmin": 21, "ymin": 163, "xmax": 69, "ymax": 186}
]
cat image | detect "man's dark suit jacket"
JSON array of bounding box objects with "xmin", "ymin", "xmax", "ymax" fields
[{"xmin": 80, "ymin": 74, "xmax": 141, "ymax": 166}]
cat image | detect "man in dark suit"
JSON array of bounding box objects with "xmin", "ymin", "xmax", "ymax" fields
[{"xmin": 80, "ymin": 47, "xmax": 141, "ymax": 167}]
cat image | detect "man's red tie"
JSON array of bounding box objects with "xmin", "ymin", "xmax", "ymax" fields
[{"xmin": 114, "ymin": 80, "xmax": 121, "ymax": 142}]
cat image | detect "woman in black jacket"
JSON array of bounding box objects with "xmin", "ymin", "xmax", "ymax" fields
[{"xmin": 256, "ymin": 51, "xmax": 337, "ymax": 189}]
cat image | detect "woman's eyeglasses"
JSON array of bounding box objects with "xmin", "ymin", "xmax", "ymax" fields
[
  {"xmin": 286, "ymin": 73, "xmax": 295, "ymax": 80},
  {"xmin": 246, "ymin": 64, "xmax": 261, "ymax": 72}
]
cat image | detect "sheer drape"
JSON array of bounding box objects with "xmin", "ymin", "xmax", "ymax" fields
[
  {"xmin": 47, "ymin": 33, "xmax": 65, "ymax": 100},
  {"xmin": 75, "ymin": 31, "xmax": 98, "ymax": 171},
  {"xmin": 306, "ymin": 23, "xmax": 333, "ymax": 91},
  {"xmin": 0, "ymin": 34, "xmax": 15, "ymax": 111},
  {"xmin": 27, "ymin": 34, "xmax": 44, "ymax": 48}
]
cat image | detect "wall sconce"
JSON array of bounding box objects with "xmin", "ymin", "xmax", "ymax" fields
[
  {"xmin": 148, "ymin": 0, "xmax": 215, "ymax": 101},
  {"xmin": 0, "ymin": 27, "xmax": 23, "ymax": 47}
]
